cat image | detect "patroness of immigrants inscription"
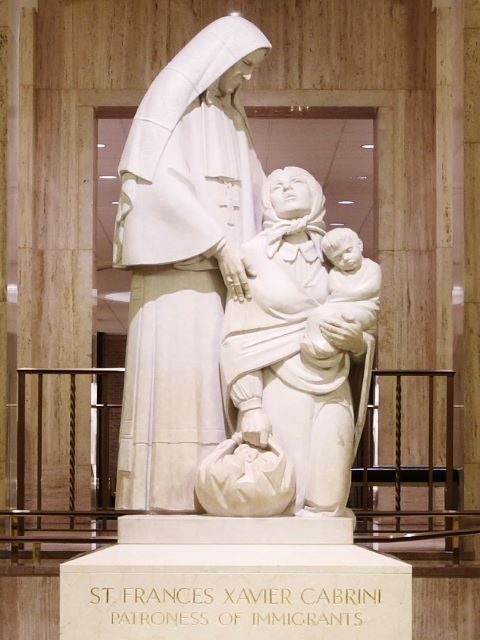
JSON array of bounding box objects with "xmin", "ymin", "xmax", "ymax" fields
[{"xmin": 88, "ymin": 581, "xmax": 386, "ymax": 630}]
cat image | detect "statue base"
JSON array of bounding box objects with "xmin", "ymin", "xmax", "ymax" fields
[{"xmin": 60, "ymin": 515, "xmax": 411, "ymax": 639}]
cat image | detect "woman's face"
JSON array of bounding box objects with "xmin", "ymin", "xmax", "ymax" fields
[
  {"xmin": 269, "ymin": 172, "xmax": 313, "ymax": 219},
  {"xmin": 217, "ymin": 48, "xmax": 267, "ymax": 95}
]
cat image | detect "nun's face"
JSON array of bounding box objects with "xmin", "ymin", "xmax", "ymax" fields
[
  {"xmin": 269, "ymin": 172, "xmax": 313, "ymax": 220},
  {"xmin": 217, "ymin": 48, "xmax": 267, "ymax": 95}
]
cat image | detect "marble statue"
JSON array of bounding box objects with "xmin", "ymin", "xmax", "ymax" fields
[
  {"xmin": 302, "ymin": 227, "xmax": 381, "ymax": 367},
  {"xmin": 195, "ymin": 433, "xmax": 296, "ymax": 517},
  {"xmin": 220, "ymin": 167, "xmax": 380, "ymax": 517},
  {"xmin": 113, "ymin": 16, "xmax": 271, "ymax": 512}
]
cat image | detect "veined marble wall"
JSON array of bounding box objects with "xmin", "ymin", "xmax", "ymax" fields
[
  {"xmin": 7, "ymin": 0, "xmax": 464, "ymax": 510},
  {"xmin": 0, "ymin": 0, "xmax": 7, "ymax": 510},
  {"xmin": 464, "ymin": 0, "xmax": 480, "ymax": 554},
  {"xmin": 1, "ymin": 573, "xmax": 479, "ymax": 640}
]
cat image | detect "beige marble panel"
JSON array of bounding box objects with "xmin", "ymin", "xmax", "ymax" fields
[
  {"xmin": 377, "ymin": 248, "xmax": 438, "ymax": 467},
  {"xmin": 17, "ymin": 8, "xmax": 35, "ymax": 252},
  {"xmin": 463, "ymin": 462, "xmax": 480, "ymax": 507},
  {"xmin": 33, "ymin": 0, "xmax": 437, "ymax": 93},
  {"xmin": 76, "ymin": 106, "xmax": 95, "ymax": 251},
  {"xmin": 20, "ymin": 7, "xmax": 35, "ymax": 85},
  {"xmin": 435, "ymin": 248, "xmax": 454, "ymax": 368},
  {"xmin": 389, "ymin": 90, "xmax": 436, "ymax": 253},
  {"xmin": 242, "ymin": 88, "xmax": 393, "ymax": 107},
  {"xmin": 464, "ymin": 143, "xmax": 480, "ymax": 301},
  {"xmin": 464, "ymin": 1, "xmax": 480, "ymax": 557},
  {"xmin": 77, "ymin": 88, "xmax": 144, "ymax": 107},
  {"xmin": 0, "ymin": 17, "xmax": 6, "ymax": 509},
  {"xmin": 452, "ymin": 0, "xmax": 465, "ymax": 43},
  {"xmin": 436, "ymin": 10, "xmax": 454, "ymax": 249},
  {"xmin": 462, "ymin": 461, "xmax": 480, "ymax": 557},
  {"xmin": 436, "ymin": 7, "xmax": 453, "ymax": 88},
  {"xmin": 401, "ymin": 91, "xmax": 436, "ymax": 251},
  {"xmin": 463, "ymin": 303, "xmax": 480, "ymax": 464},
  {"xmin": 376, "ymin": 107, "xmax": 395, "ymax": 252},
  {"xmin": 17, "ymin": 82, "xmax": 34, "ymax": 250},
  {"xmin": 35, "ymin": 90, "xmax": 83, "ymax": 251},
  {"xmin": 385, "ymin": 250, "xmax": 436, "ymax": 368},
  {"xmin": 297, "ymin": 0, "xmax": 434, "ymax": 91},
  {"xmin": 434, "ymin": 14, "xmax": 454, "ymax": 384},
  {"xmin": 0, "ymin": 576, "xmax": 59, "ymax": 640},
  {"xmin": 464, "ymin": 28, "xmax": 480, "ymax": 143},
  {"xmin": 377, "ymin": 250, "xmax": 395, "ymax": 366},
  {"xmin": 465, "ymin": 0, "xmax": 480, "ymax": 28},
  {"xmin": 238, "ymin": 0, "xmax": 301, "ymax": 90},
  {"xmin": 1, "ymin": 573, "xmax": 479, "ymax": 640},
  {"xmin": 413, "ymin": 577, "xmax": 480, "ymax": 640},
  {"xmin": 19, "ymin": 248, "xmax": 92, "ymax": 367},
  {"xmin": 36, "ymin": 0, "xmax": 73, "ymax": 89},
  {"xmin": 391, "ymin": 90, "xmax": 409, "ymax": 249},
  {"xmin": 73, "ymin": 0, "xmax": 169, "ymax": 90},
  {"xmin": 433, "ymin": 248, "xmax": 454, "ymax": 467}
]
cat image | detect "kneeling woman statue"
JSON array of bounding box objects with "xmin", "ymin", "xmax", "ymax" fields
[{"xmin": 221, "ymin": 167, "xmax": 380, "ymax": 517}]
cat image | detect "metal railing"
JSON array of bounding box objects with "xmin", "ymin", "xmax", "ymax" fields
[
  {"xmin": 16, "ymin": 367, "xmax": 125, "ymax": 516},
  {"xmin": 354, "ymin": 370, "xmax": 457, "ymax": 526},
  {"xmin": 1, "ymin": 366, "xmax": 475, "ymax": 566}
]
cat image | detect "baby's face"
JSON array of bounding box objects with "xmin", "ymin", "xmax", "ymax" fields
[{"xmin": 328, "ymin": 239, "xmax": 363, "ymax": 272}]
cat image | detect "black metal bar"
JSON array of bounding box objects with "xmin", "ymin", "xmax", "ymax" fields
[
  {"xmin": 2, "ymin": 507, "xmax": 476, "ymax": 517},
  {"xmin": 428, "ymin": 375, "xmax": 434, "ymax": 531},
  {"xmin": 16, "ymin": 372, "xmax": 27, "ymax": 549},
  {"xmin": 445, "ymin": 374, "xmax": 455, "ymax": 510},
  {"xmin": 362, "ymin": 409, "xmax": 371, "ymax": 509},
  {"xmin": 10, "ymin": 516, "xmax": 18, "ymax": 564},
  {"xmin": 395, "ymin": 375, "xmax": 402, "ymax": 531},
  {"xmin": 98, "ymin": 369, "xmax": 111, "ymax": 517},
  {"xmin": 17, "ymin": 368, "xmax": 125, "ymax": 374},
  {"xmin": 16, "ymin": 372, "xmax": 26, "ymax": 513},
  {"xmin": 16, "ymin": 367, "xmax": 455, "ymax": 376},
  {"xmin": 0, "ymin": 528, "xmax": 479, "ymax": 546},
  {"xmin": 69, "ymin": 374, "xmax": 76, "ymax": 527},
  {"xmin": 372, "ymin": 369, "xmax": 455, "ymax": 376},
  {"xmin": 36, "ymin": 374, "xmax": 43, "ymax": 529}
]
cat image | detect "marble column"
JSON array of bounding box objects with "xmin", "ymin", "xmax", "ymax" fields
[
  {"xmin": 17, "ymin": 7, "xmax": 93, "ymax": 511},
  {"xmin": 0, "ymin": 0, "xmax": 8, "ymax": 509},
  {"xmin": 464, "ymin": 0, "xmax": 480, "ymax": 554}
]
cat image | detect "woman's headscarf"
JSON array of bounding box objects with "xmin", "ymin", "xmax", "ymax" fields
[
  {"xmin": 118, "ymin": 16, "xmax": 271, "ymax": 183},
  {"xmin": 261, "ymin": 167, "xmax": 327, "ymax": 258}
]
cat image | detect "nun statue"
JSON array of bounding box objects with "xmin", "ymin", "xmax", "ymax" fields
[{"xmin": 113, "ymin": 16, "xmax": 271, "ymax": 512}]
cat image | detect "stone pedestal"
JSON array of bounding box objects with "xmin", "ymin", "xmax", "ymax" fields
[{"xmin": 60, "ymin": 516, "xmax": 412, "ymax": 639}]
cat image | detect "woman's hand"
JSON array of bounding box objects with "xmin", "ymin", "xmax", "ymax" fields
[
  {"xmin": 319, "ymin": 316, "xmax": 366, "ymax": 356},
  {"xmin": 215, "ymin": 243, "xmax": 256, "ymax": 302},
  {"xmin": 237, "ymin": 407, "xmax": 271, "ymax": 448}
]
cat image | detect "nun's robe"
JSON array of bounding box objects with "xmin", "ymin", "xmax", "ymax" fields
[{"xmin": 114, "ymin": 17, "xmax": 270, "ymax": 511}]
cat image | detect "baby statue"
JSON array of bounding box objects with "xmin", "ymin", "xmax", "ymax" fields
[{"xmin": 301, "ymin": 227, "xmax": 381, "ymax": 367}]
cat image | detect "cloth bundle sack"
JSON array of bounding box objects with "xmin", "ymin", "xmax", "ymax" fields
[{"xmin": 195, "ymin": 434, "xmax": 296, "ymax": 516}]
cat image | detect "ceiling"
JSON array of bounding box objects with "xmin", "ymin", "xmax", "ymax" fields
[{"xmin": 96, "ymin": 116, "xmax": 374, "ymax": 334}]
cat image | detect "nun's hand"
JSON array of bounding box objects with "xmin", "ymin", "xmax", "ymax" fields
[
  {"xmin": 216, "ymin": 243, "xmax": 256, "ymax": 302},
  {"xmin": 319, "ymin": 316, "xmax": 366, "ymax": 356}
]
